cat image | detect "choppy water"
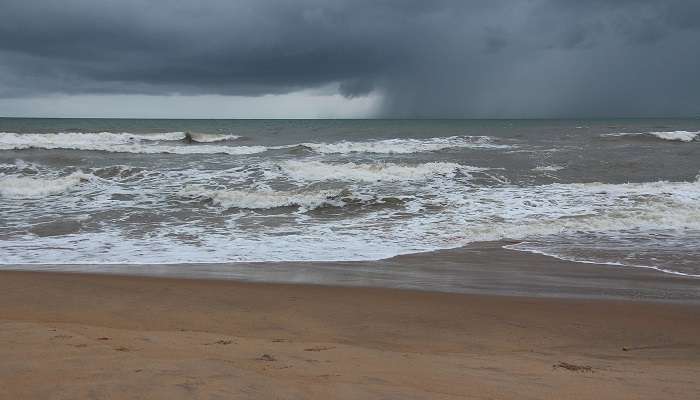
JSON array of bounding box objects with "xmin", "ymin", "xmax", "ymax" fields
[{"xmin": 0, "ymin": 118, "xmax": 699, "ymax": 277}]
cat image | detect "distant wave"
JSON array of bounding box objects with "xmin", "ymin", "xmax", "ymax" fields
[
  {"xmin": 602, "ymin": 130, "xmax": 700, "ymax": 142},
  {"xmin": 532, "ymin": 165, "xmax": 565, "ymax": 172},
  {"xmin": 300, "ymin": 135, "xmax": 511, "ymax": 154},
  {"xmin": 0, "ymin": 132, "xmax": 510, "ymax": 155},
  {"xmin": 187, "ymin": 132, "xmax": 241, "ymax": 143},
  {"xmin": 0, "ymin": 131, "xmax": 265, "ymax": 155},
  {"xmin": 0, "ymin": 131, "xmax": 240, "ymax": 143}
]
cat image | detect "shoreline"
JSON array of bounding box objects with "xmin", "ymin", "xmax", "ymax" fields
[
  {"xmin": 2, "ymin": 241, "xmax": 698, "ymax": 303},
  {"xmin": 1, "ymin": 269, "xmax": 699, "ymax": 399}
]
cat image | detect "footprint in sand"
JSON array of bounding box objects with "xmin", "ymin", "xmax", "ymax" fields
[
  {"xmin": 553, "ymin": 362, "xmax": 593, "ymax": 372},
  {"xmin": 304, "ymin": 346, "xmax": 335, "ymax": 352},
  {"xmin": 258, "ymin": 354, "xmax": 276, "ymax": 361}
]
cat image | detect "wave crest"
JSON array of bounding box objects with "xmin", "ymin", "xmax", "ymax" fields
[
  {"xmin": 187, "ymin": 132, "xmax": 241, "ymax": 143},
  {"xmin": 0, "ymin": 131, "xmax": 260, "ymax": 155},
  {"xmin": 301, "ymin": 136, "xmax": 510, "ymax": 154},
  {"xmin": 179, "ymin": 186, "xmax": 348, "ymax": 211},
  {"xmin": 603, "ymin": 130, "xmax": 700, "ymax": 142},
  {"xmin": 0, "ymin": 132, "xmax": 511, "ymax": 155},
  {"xmin": 0, "ymin": 171, "xmax": 93, "ymax": 198}
]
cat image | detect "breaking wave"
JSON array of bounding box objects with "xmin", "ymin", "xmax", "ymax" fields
[
  {"xmin": 187, "ymin": 133, "xmax": 241, "ymax": 143},
  {"xmin": 0, "ymin": 132, "xmax": 511, "ymax": 155},
  {"xmin": 0, "ymin": 171, "xmax": 93, "ymax": 198},
  {"xmin": 0, "ymin": 131, "xmax": 261, "ymax": 155},
  {"xmin": 301, "ymin": 135, "xmax": 510, "ymax": 154},
  {"xmin": 602, "ymin": 130, "xmax": 700, "ymax": 142}
]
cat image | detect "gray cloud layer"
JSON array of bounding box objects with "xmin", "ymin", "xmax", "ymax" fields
[{"xmin": 1, "ymin": 0, "xmax": 699, "ymax": 117}]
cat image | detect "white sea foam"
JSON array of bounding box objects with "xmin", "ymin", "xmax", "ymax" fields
[
  {"xmin": 1, "ymin": 154, "xmax": 699, "ymax": 278},
  {"xmin": 106, "ymin": 131, "xmax": 241, "ymax": 143},
  {"xmin": 0, "ymin": 132, "xmax": 511, "ymax": 155},
  {"xmin": 179, "ymin": 186, "xmax": 348, "ymax": 211},
  {"xmin": 0, "ymin": 159, "xmax": 42, "ymax": 173},
  {"xmin": 533, "ymin": 165, "xmax": 565, "ymax": 172},
  {"xmin": 130, "ymin": 132, "xmax": 188, "ymax": 141},
  {"xmin": 301, "ymin": 135, "xmax": 510, "ymax": 154},
  {"xmin": 439, "ymin": 178, "xmax": 700, "ymax": 247},
  {"xmin": 0, "ymin": 171, "xmax": 93, "ymax": 198},
  {"xmin": 4, "ymin": 176, "xmax": 699, "ymax": 268},
  {"xmin": 504, "ymin": 242, "xmax": 700, "ymax": 278},
  {"xmin": 188, "ymin": 133, "xmax": 241, "ymax": 143},
  {"xmin": 603, "ymin": 130, "xmax": 700, "ymax": 142},
  {"xmin": 275, "ymin": 160, "xmax": 484, "ymax": 182},
  {"xmin": 0, "ymin": 132, "xmax": 261, "ymax": 155}
]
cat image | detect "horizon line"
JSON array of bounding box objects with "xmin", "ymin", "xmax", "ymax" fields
[{"xmin": 1, "ymin": 116, "xmax": 699, "ymax": 121}]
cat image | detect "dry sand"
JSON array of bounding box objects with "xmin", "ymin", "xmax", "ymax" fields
[{"xmin": 1, "ymin": 270, "xmax": 699, "ymax": 399}]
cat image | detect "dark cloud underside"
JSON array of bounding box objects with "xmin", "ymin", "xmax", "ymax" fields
[{"xmin": 1, "ymin": 0, "xmax": 699, "ymax": 117}]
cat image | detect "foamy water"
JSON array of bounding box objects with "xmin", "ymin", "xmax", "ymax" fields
[
  {"xmin": 301, "ymin": 135, "xmax": 510, "ymax": 154},
  {"xmin": 179, "ymin": 186, "xmax": 349, "ymax": 211},
  {"xmin": 275, "ymin": 160, "xmax": 485, "ymax": 182},
  {"xmin": 0, "ymin": 132, "xmax": 506, "ymax": 155},
  {"xmin": 0, "ymin": 131, "xmax": 267, "ymax": 155},
  {"xmin": 602, "ymin": 130, "xmax": 700, "ymax": 142},
  {"xmin": 0, "ymin": 119, "xmax": 699, "ymax": 278}
]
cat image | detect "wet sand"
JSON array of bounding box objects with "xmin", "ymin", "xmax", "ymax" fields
[
  {"xmin": 1, "ymin": 266, "xmax": 700, "ymax": 399},
  {"xmin": 4, "ymin": 242, "xmax": 700, "ymax": 302}
]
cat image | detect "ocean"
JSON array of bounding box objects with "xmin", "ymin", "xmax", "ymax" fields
[{"xmin": 0, "ymin": 118, "xmax": 699, "ymax": 279}]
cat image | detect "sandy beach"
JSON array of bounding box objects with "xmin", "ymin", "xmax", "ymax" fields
[
  {"xmin": 3, "ymin": 1, "xmax": 700, "ymax": 398},
  {"xmin": 1, "ymin": 266, "xmax": 699, "ymax": 399}
]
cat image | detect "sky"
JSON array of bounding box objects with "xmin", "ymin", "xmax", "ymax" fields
[{"xmin": 1, "ymin": 0, "xmax": 699, "ymax": 118}]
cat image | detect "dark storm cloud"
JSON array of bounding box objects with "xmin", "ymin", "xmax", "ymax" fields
[{"xmin": 1, "ymin": 0, "xmax": 699, "ymax": 117}]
